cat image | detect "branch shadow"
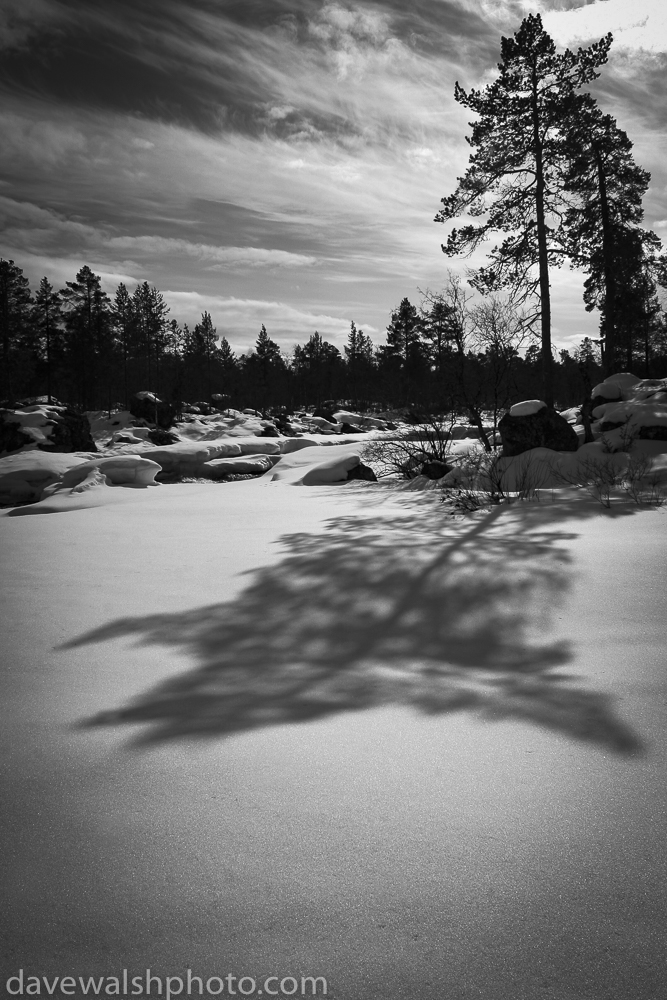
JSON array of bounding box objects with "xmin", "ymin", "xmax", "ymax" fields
[{"xmin": 66, "ymin": 492, "xmax": 645, "ymax": 754}]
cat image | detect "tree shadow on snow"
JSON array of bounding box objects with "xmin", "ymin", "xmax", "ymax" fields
[{"xmin": 67, "ymin": 492, "xmax": 645, "ymax": 754}]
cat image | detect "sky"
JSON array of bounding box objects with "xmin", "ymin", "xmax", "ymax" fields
[{"xmin": 0, "ymin": 0, "xmax": 666, "ymax": 356}]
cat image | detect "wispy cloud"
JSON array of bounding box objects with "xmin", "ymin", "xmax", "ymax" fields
[
  {"xmin": 162, "ymin": 290, "xmax": 376, "ymax": 352},
  {"xmin": 0, "ymin": 1, "xmax": 662, "ymax": 350}
]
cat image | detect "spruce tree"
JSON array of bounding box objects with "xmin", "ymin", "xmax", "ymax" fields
[
  {"xmin": 0, "ymin": 259, "xmax": 33, "ymax": 400},
  {"xmin": 436, "ymin": 14, "xmax": 612, "ymax": 406},
  {"xmin": 112, "ymin": 283, "xmax": 134, "ymax": 406},
  {"xmin": 561, "ymin": 96, "xmax": 663, "ymax": 374},
  {"xmin": 60, "ymin": 265, "xmax": 112, "ymax": 408},
  {"xmin": 33, "ymin": 277, "xmax": 62, "ymax": 403}
]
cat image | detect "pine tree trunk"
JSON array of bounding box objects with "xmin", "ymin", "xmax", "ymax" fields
[
  {"xmin": 532, "ymin": 66, "xmax": 553, "ymax": 408},
  {"xmin": 593, "ymin": 142, "xmax": 617, "ymax": 377}
]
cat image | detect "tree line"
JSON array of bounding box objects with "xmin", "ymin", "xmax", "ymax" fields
[{"xmin": 2, "ymin": 256, "xmax": 662, "ymax": 426}]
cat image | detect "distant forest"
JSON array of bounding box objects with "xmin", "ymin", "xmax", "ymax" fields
[{"xmin": 1, "ymin": 257, "xmax": 666, "ymax": 420}]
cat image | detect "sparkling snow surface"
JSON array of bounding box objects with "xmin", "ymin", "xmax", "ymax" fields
[{"xmin": 2, "ymin": 474, "xmax": 667, "ymax": 998}]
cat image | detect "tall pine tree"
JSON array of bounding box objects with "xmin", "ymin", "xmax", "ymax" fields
[{"xmin": 436, "ymin": 14, "xmax": 612, "ymax": 406}]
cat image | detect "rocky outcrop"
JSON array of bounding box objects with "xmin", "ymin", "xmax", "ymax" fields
[
  {"xmin": 1, "ymin": 404, "xmax": 96, "ymax": 454},
  {"xmin": 499, "ymin": 407, "xmax": 579, "ymax": 457},
  {"xmin": 42, "ymin": 408, "xmax": 97, "ymax": 452},
  {"xmin": 129, "ymin": 392, "xmax": 178, "ymax": 429},
  {"xmin": 0, "ymin": 412, "xmax": 33, "ymax": 454}
]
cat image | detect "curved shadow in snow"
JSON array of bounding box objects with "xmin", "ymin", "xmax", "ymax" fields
[{"xmin": 67, "ymin": 495, "xmax": 644, "ymax": 753}]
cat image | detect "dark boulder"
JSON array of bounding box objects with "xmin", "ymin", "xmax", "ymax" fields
[
  {"xmin": 129, "ymin": 392, "xmax": 178, "ymax": 429},
  {"xmin": 313, "ymin": 407, "xmax": 337, "ymax": 424},
  {"xmin": 346, "ymin": 462, "xmax": 377, "ymax": 482},
  {"xmin": 260, "ymin": 424, "xmax": 280, "ymax": 437},
  {"xmin": 0, "ymin": 412, "xmax": 32, "ymax": 453},
  {"xmin": 499, "ymin": 407, "xmax": 579, "ymax": 457},
  {"xmin": 421, "ymin": 460, "xmax": 453, "ymax": 480},
  {"xmin": 638, "ymin": 425, "xmax": 667, "ymax": 441},
  {"xmin": 340, "ymin": 422, "xmax": 366, "ymax": 434},
  {"xmin": 146, "ymin": 428, "xmax": 179, "ymax": 446},
  {"xmin": 40, "ymin": 408, "xmax": 97, "ymax": 452}
]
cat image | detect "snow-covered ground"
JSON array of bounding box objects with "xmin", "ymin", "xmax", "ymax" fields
[{"xmin": 2, "ymin": 377, "xmax": 667, "ymax": 998}]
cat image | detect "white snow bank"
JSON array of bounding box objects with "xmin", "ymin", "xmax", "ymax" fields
[
  {"xmin": 444, "ymin": 441, "xmax": 667, "ymax": 494},
  {"xmin": 265, "ymin": 444, "xmax": 364, "ymax": 486},
  {"xmin": 14, "ymin": 457, "xmax": 162, "ymax": 514},
  {"xmin": 0, "ymin": 451, "xmax": 88, "ymax": 505},
  {"xmin": 49, "ymin": 455, "xmax": 161, "ymax": 491},
  {"xmin": 509, "ymin": 400, "xmax": 547, "ymax": 416}
]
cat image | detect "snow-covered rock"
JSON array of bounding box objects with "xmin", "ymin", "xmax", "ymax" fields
[
  {"xmin": 265, "ymin": 444, "xmax": 365, "ymax": 486},
  {"xmin": 499, "ymin": 407, "xmax": 578, "ymax": 457},
  {"xmin": 509, "ymin": 400, "xmax": 547, "ymax": 417}
]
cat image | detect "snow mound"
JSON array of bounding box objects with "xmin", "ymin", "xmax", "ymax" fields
[
  {"xmin": 266, "ymin": 444, "xmax": 364, "ymax": 486},
  {"xmin": 592, "ymin": 382, "xmax": 623, "ymax": 401},
  {"xmin": 599, "ymin": 402, "xmax": 667, "ymax": 429},
  {"xmin": 509, "ymin": 400, "xmax": 547, "ymax": 417},
  {"xmin": 43, "ymin": 455, "xmax": 161, "ymax": 496},
  {"xmin": 279, "ymin": 438, "xmax": 319, "ymax": 454},
  {"xmin": 0, "ymin": 451, "xmax": 89, "ymax": 505}
]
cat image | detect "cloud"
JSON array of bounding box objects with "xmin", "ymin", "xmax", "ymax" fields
[
  {"xmin": 106, "ymin": 236, "xmax": 318, "ymax": 270},
  {"xmin": 540, "ymin": 0, "xmax": 667, "ymax": 54},
  {"xmin": 161, "ymin": 290, "xmax": 373, "ymax": 352},
  {"xmin": 0, "ymin": 197, "xmax": 316, "ymax": 276}
]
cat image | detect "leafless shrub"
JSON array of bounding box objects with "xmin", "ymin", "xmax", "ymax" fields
[
  {"xmin": 441, "ymin": 449, "xmax": 545, "ymax": 514},
  {"xmin": 361, "ymin": 415, "xmax": 455, "ymax": 479},
  {"xmin": 550, "ymin": 451, "xmax": 665, "ymax": 508}
]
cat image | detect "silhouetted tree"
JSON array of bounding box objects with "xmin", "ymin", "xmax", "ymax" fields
[
  {"xmin": 244, "ymin": 325, "xmax": 286, "ymax": 412},
  {"xmin": 562, "ymin": 97, "xmax": 664, "ymax": 374},
  {"xmin": 436, "ymin": 14, "xmax": 612, "ymax": 406},
  {"xmin": 0, "ymin": 258, "xmax": 33, "ymax": 400},
  {"xmin": 60, "ymin": 265, "xmax": 112, "ymax": 408},
  {"xmin": 344, "ymin": 321, "xmax": 374, "ymax": 408},
  {"xmin": 32, "ymin": 277, "xmax": 63, "ymax": 403}
]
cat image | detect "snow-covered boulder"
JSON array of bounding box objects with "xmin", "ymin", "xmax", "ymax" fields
[
  {"xmin": 265, "ymin": 444, "xmax": 366, "ymax": 486},
  {"xmin": 129, "ymin": 392, "xmax": 177, "ymax": 429},
  {"xmin": 307, "ymin": 416, "xmax": 339, "ymax": 433},
  {"xmin": 499, "ymin": 406, "xmax": 579, "ymax": 457},
  {"xmin": 509, "ymin": 400, "xmax": 547, "ymax": 417}
]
